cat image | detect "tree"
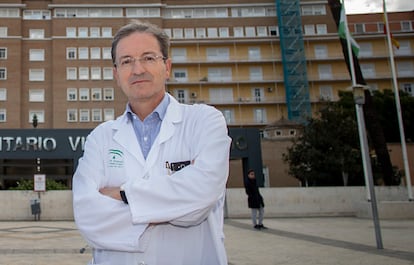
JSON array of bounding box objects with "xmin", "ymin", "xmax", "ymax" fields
[{"xmin": 283, "ymin": 99, "xmax": 364, "ymax": 186}]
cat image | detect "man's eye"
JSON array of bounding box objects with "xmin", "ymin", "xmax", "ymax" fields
[
  {"xmin": 143, "ymin": 56, "xmax": 156, "ymax": 62},
  {"xmin": 120, "ymin": 58, "xmax": 132, "ymax": 65}
]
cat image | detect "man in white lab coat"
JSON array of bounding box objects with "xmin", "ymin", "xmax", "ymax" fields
[{"xmin": 72, "ymin": 20, "xmax": 231, "ymax": 265}]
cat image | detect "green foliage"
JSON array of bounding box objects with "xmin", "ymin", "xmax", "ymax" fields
[
  {"xmin": 9, "ymin": 179, "xmax": 69, "ymax": 190},
  {"xmin": 283, "ymin": 99, "xmax": 365, "ymax": 186},
  {"xmin": 283, "ymin": 90, "xmax": 411, "ymax": 186}
]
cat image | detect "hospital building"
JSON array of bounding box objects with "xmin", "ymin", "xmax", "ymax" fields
[{"xmin": 0, "ymin": 0, "xmax": 413, "ymax": 189}]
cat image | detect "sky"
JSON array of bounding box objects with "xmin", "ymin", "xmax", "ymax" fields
[{"xmin": 345, "ymin": 0, "xmax": 414, "ymax": 14}]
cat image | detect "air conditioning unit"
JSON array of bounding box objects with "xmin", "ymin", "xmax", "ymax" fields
[{"xmin": 191, "ymin": 92, "xmax": 197, "ymax": 98}]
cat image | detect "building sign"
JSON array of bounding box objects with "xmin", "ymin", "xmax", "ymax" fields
[{"xmin": 0, "ymin": 129, "xmax": 90, "ymax": 159}]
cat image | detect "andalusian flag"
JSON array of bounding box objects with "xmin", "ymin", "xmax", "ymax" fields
[{"xmin": 338, "ymin": 4, "xmax": 360, "ymax": 56}]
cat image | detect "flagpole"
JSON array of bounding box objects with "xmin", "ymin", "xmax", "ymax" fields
[
  {"xmin": 342, "ymin": 0, "xmax": 383, "ymax": 249},
  {"xmin": 383, "ymin": 0, "xmax": 413, "ymax": 201},
  {"xmin": 341, "ymin": 0, "xmax": 371, "ymax": 201}
]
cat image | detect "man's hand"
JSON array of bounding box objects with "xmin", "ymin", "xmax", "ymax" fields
[{"xmin": 99, "ymin": 187, "xmax": 122, "ymax": 201}]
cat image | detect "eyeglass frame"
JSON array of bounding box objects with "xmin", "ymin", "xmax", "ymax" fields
[{"xmin": 114, "ymin": 54, "xmax": 167, "ymax": 70}]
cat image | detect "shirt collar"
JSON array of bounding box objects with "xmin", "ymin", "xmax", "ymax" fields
[{"xmin": 126, "ymin": 93, "xmax": 170, "ymax": 122}]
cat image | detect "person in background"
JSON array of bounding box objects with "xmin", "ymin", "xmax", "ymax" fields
[
  {"xmin": 244, "ymin": 169, "xmax": 267, "ymax": 230},
  {"xmin": 72, "ymin": 20, "xmax": 231, "ymax": 265}
]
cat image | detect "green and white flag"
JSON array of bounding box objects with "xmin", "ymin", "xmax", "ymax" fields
[{"xmin": 338, "ymin": 4, "xmax": 360, "ymax": 56}]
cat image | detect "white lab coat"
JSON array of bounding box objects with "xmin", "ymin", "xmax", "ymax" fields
[{"xmin": 73, "ymin": 94, "xmax": 231, "ymax": 265}]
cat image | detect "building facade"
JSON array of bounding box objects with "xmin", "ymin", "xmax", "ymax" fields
[{"xmin": 0, "ymin": 0, "xmax": 413, "ymax": 188}]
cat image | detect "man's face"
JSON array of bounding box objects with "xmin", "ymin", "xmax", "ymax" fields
[{"xmin": 113, "ymin": 32, "xmax": 171, "ymax": 104}]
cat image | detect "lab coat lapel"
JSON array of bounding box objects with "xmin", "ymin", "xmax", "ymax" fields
[
  {"xmin": 145, "ymin": 96, "xmax": 182, "ymax": 167},
  {"xmin": 112, "ymin": 115, "xmax": 145, "ymax": 164}
]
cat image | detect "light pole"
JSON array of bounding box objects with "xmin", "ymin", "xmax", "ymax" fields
[{"xmin": 352, "ymin": 85, "xmax": 383, "ymax": 249}]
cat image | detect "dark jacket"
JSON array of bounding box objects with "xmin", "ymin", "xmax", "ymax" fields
[{"xmin": 244, "ymin": 177, "xmax": 264, "ymax": 209}]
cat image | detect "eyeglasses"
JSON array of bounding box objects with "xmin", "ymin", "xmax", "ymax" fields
[{"xmin": 115, "ymin": 54, "xmax": 166, "ymax": 70}]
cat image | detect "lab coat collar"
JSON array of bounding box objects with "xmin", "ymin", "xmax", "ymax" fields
[{"xmin": 111, "ymin": 94, "xmax": 183, "ymax": 164}]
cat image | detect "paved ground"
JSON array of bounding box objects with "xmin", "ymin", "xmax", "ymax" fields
[{"xmin": 0, "ymin": 217, "xmax": 413, "ymax": 265}]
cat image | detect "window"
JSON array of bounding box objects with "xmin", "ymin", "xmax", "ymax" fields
[
  {"xmin": 103, "ymin": 68, "xmax": 113, "ymax": 80},
  {"xmin": 359, "ymin": 43, "xmax": 373, "ymax": 57},
  {"xmin": 184, "ymin": 28, "xmax": 194, "ymax": 38},
  {"xmin": 91, "ymin": 88, "xmax": 102, "ymax": 100},
  {"xmin": 174, "ymin": 89, "xmax": 188, "ymax": 103},
  {"xmin": 29, "ymin": 49, "xmax": 45, "ymax": 61},
  {"xmin": 0, "ymin": 48, "xmax": 6, "ymax": 59},
  {"xmin": 402, "ymin": 83, "xmax": 414, "ymax": 96},
  {"xmin": 318, "ymin": 65, "xmax": 332, "ymax": 79},
  {"xmin": 171, "ymin": 48, "xmax": 187, "ymax": 62},
  {"xmin": 377, "ymin": 22, "xmax": 384, "ymax": 33},
  {"xmin": 172, "ymin": 69, "xmax": 188, "ymax": 82},
  {"xmin": 0, "ymin": 27, "xmax": 7, "ymax": 37},
  {"xmin": 90, "ymin": 47, "xmax": 101, "ymax": 59},
  {"xmin": 221, "ymin": 109, "xmax": 234, "ymax": 124},
  {"xmin": 320, "ymin": 85, "xmax": 333, "ymax": 100},
  {"xmin": 29, "ymin": 29, "xmax": 44, "ymax": 39},
  {"xmin": 361, "ymin": 63, "xmax": 376, "ymax": 78},
  {"xmin": 209, "ymin": 88, "xmax": 233, "ymax": 103},
  {"xmin": 66, "ymin": 48, "xmax": 76, "ymax": 60},
  {"xmin": 397, "ymin": 61, "xmax": 414, "ymax": 77},
  {"xmin": 206, "ymin": 48, "xmax": 229, "ymax": 61},
  {"xmin": 401, "ymin": 21, "xmax": 412, "ymax": 31},
  {"xmin": 23, "ymin": 10, "xmax": 51, "ymax": 20},
  {"xmin": 257, "ymin": 26, "xmax": 267, "ymax": 37},
  {"xmin": 78, "ymin": 27, "xmax": 88, "ymax": 37},
  {"xmin": 91, "ymin": 67, "xmax": 101, "ymax": 80},
  {"xmin": 196, "ymin": 28, "xmax": 206, "ymax": 38},
  {"xmin": 316, "ymin": 24, "xmax": 327, "ymax": 35},
  {"xmin": 79, "ymin": 67, "xmax": 89, "ymax": 80},
  {"xmin": 233, "ymin": 27, "xmax": 244, "ymax": 37},
  {"xmin": 302, "ymin": 5, "xmax": 326, "ymax": 15},
  {"xmin": 66, "ymin": 27, "xmax": 76, "ymax": 37},
  {"xmin": 354, "ymin": 24, "xmax": 364, "ymax": 34},
  {"xmin": 67, "ymin": 68, "xmax": 77, "ymax": 80},
  {"xmin": 67, "ymin": 88, "xmax": 77, "ymax": 101},
  {"xmin": 394, "ymin": 41, "xmax": 411, "ymax": 56},
  {"xmin": 219, "ymin": 27, "xmax": 229, "ymax": 38},
  {"xmin": 0, "ymin": 109, "xmax": 5, "ymax": 122},
  {"xmin": 0, "ymin": 68, "xmax": 6, "ymax": 80},
  {"xmin": 67, "ymin": 109, "xmax": 77, "ymax": 122},
  {"xmin": 92, "ymin": 109, "xmax": 102, "ymax": 122},
  {"xmin": 0, "ymin": 8, "xmax": 19, "ymax": 17},
  {"xmin": 0, "ymin": 88, "xmax": 6, "ymax": 100},
  {"xmin": 245, "ymin": 27, "xmax": 256, "ymax": 37},
  {"xmin": 252, "ymin": 88, "xmax": 264, "ymax": 102},
  {"xmin": 314, "ymin": 45, "xmax": 328, "ymax": 59},
  {"xmin": 90, "ymin": 27, "xmax": 100, "ymax": 37},
  {"xmin": 29, "ymin": 111, "xmax": 44, "ymax": 123},
  {"xmin": 269, "ymin": 26, "xmax": 278, "ymax": 36},
  {"xmin": 173, "ymin": 28, "xmax": 183, "ymax": 39},
  {"xmin": 102, "ymin": 27, "xmax": 112, "ymax": 37},
  {"xmin": 104, "ymin": 108, "xmax": 115, "ymax": 121},
  {"xmin": 29, "ymin": 89, "xmax": 45, "ymax": 102},
  {"xmin": 254, "ymin": 108, "xmax": 266, "ymax": 123},
  {"xmin": 248, "ymin": 47, "xmax": 261, "ymax": 60},
  {"xmin": 249, "ymin": 67, "xmax": 263, "ymax": 81},
  {"xmin": 79, "ymin": 109, "xmax": 90, "ymax": 122},
  {"xmin": 79, "ymin": 88, "xmax": 90, "ymax": 101},
  {"xmin": 79, "ymin": 47, "xmax": 89, "ymax": 59},
  {"xmin": 304, "ymin": 25, "xmax": 315, "ymax": 35},
  {"xmin": 29, "ymin": 69, "xmax": 45, "ymax": 81},
  {"xmin": 207, "ymin": 27, "xmax": 218, "ymax": 38},
  {"xmin": 102, "ymin": 47, "xmax": 112, "ymax": 59},
  {"xmin": 103, "ymin": 87, "xmax": 114, "ymax": 100},
  {"xmin": 208, "ymin": 68, "xmax": 232, "ymax": 82}
]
